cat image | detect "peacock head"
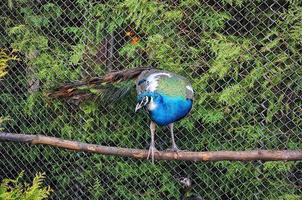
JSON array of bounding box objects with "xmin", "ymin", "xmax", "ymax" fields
[{"xmin": 135, "ymin": 92, "xmax": 162, "ymax": 112}]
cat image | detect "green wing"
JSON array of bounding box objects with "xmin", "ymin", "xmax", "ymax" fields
[
  {"xmin": 157, "ymin": 74, "xmax": 192, "ymax": 99},
  {"xmin": 135, "ymin": 69, "xmax": 194, "ymax": 99}
]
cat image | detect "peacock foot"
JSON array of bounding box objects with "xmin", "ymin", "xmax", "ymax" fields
[
  {"xmin": 147, "ymin": 145, "xmax": 158, "ymax": 164},
  {"xmin": 166, "ymin": 144, "xmax": 181, "ymax": 152},
  {"xmin": 166, "ymin": 145, "xmax": 189, "ymax": 153}
]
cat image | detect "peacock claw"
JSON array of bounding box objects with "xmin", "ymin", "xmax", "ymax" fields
[
  {"xmin": 166, "ymin": 144, "xmax": 181, "ymax": 152},
  {"xmin": 166, "ymin": 147, "xmax": 189, "ymax": 155},
  {"xmin": 147, "ymin": 145, "xmax": 158, "ymax": 164}
]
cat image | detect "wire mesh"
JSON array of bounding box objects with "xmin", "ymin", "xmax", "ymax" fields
[{"xmin": 0, "ymin": 0, "xmax": 301, "ymax": 199}]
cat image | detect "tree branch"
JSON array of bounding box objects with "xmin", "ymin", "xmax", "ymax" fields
[{"xmin": 1, "ymin": 132, "xmax": 301, "ymax": 161}]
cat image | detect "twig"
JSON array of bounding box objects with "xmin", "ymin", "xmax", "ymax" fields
[{"xmin": 1, "ymin": 132, "xmax": 301, "ymax": 161}]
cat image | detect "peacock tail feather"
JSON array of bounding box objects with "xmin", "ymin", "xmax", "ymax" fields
[{"xmin": 48, "ymin": 67, "xmax": 150, "ymax": 103}]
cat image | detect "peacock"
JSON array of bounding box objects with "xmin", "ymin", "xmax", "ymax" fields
[{"xmin": 49, "ymin": 68, "xmax": 194, "ymax": 163}]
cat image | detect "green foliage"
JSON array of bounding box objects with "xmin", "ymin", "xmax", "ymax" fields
[
  {"xmin": 0, "ymin": 116, "xmax": 10, "ymax": 131},
  {"xmin": 0, "ymin": 48, "xmax": 18, "ymax": 78},
  {"xmin": 0, "ymin": 0, "xmax": 301, "ymax": 199},
  {"xmin": 0, "ymin": 171, "xmax": 52, "ymax": 200}
]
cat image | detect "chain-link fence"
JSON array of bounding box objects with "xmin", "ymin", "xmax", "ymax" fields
[{"xmin": 0, "ymin": 0, "xmax": 301, "ymax": 199}]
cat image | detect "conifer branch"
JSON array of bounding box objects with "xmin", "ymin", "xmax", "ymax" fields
[{"xmin": 1, "ymin": 132, "xmax": 301, "ymax": 161}]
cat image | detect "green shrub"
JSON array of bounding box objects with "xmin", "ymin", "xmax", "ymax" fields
[
  {"xmin": 0, "ymin": 171, "xmax": 52, "ymax": 200},
  {"xmin": 0, "ymin": 49, "xmax": 18, "ymax": 78}
]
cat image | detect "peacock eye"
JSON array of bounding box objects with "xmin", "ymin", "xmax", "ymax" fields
[{"xmin": 143, "ymin": 96, "xmax": 150, "ymax": 105}]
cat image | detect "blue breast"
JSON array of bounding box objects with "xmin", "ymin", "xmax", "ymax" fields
[{"xmin": 149, "ymin": 94, "xmax": 193, "ymax": 126}]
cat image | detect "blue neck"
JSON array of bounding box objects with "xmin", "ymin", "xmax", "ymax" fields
[{"xmin": 143, "ymin": 92, "xmax": 192, "ymax": 126}]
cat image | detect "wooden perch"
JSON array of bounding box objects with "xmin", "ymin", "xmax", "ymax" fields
[{"xmin": 1, "ymin": 132, "xmax": 301, "ymax": 161}]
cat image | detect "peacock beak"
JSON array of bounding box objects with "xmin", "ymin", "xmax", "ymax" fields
[{"xmin": 135, "ymin": 102, "xmax": 143, "ymax": 112}]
